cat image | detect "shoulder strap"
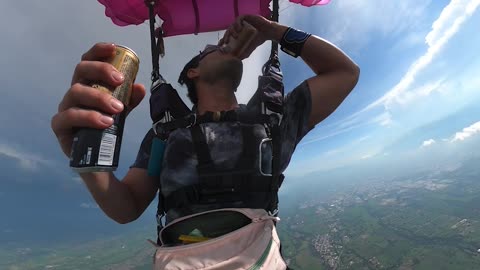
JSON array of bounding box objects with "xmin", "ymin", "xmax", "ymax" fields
[
  {"xmin": 190, "ymin": 125, "xmax": 215, "ymax": 173},
  {"xmin": 146, "ymin": 0, "xmax": 165, "ymax": 83},
  {"xmin": 153, "ymin": 110, "xmax": 276, "ymax": 138}
]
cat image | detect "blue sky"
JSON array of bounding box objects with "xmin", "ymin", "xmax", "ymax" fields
[
  {"xmin": 1, "ymin": 0, "xmax": 480, "ymax": 245},
  {"xmin": 282, "ymin": 0, "xmax": 480, "ymax": 177}
]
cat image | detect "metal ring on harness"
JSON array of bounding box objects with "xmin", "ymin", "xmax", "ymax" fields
[
  {"xmin": 152, "ymin": 120, "xmax": 163, "ymax": 136},
  {"xmin": 185, "ymin": 113, "xmax": 197, "ymax": 128}
]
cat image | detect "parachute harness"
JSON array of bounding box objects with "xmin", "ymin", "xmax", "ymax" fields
[
  {"xmin": 145, "ymin": 0, "xmax": 164, "ymax": 83},
  {"xmin": 144, "ymin": 0, "xmax": 284, "ymax": 245}
]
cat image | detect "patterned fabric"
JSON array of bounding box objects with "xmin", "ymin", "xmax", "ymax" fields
[{"xmin": 131, "ymin": 80, "xmax": 313, "ymax": 222}]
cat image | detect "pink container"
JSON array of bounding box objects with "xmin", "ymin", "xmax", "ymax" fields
[
  {"xmin": 98, "ymin": 0, "xmax": 331, "ymax": 37},
  {"xmin": 289, "ymin": 0, "xmax": 331, "ymax": 7},
  {"xmin": 157, "ymin": 0, "xmax": 270, "ymax": 37}
]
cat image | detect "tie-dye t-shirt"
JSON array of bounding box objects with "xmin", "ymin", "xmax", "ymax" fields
[{"xmin": 131, "ymin": 81, "xmax": 313, "ymax": 222}]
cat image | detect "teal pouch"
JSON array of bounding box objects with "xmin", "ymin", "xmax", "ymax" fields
[{"xmin": 148, "ymin": 137, "xmax": 166, "ymax": 177}]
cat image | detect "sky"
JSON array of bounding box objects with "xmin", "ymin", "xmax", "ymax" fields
[{"xmin": 1, "ymin": 0, "xmax": 480, "ymax": 246}]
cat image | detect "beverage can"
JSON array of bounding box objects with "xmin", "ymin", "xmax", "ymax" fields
[
  {"xmin": 224, "ymin": 22, "xmax": 258, "ymax": 57},
  {"xmin": 70, "ymin": 45, "xmax": 140, "ymax": 173}
]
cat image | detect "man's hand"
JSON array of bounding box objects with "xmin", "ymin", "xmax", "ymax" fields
[
  {"xmin": 51, "ymin": 43, "xmax": 146, "ymax": 157},
  {"xmin": 218, "ymin": 15, "xmax": 287, "ymax": 59}
]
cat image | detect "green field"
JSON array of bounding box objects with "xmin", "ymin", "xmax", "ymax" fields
[
  {"xmin": 2, "ymin": 163, "xmax": 480, "ymax": 269},
  {"xmin": 277, "ymin": 164, "xmax": 480, "ymax": 269},
  {"xmin": 0, "ymin": 227, "xmax": 156, "ymax": 270}
]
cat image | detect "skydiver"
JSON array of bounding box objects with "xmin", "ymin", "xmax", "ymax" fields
[{"xmin": 51, "ymin": 14, "xmax": 359, "ymax": 269}]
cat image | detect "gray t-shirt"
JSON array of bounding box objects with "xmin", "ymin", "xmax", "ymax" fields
[{"xmin": 132, "ymin": 81, "xmax": 313, "ymax": 222}]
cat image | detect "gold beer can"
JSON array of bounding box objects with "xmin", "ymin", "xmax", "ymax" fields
[{"xmin": 70, "ymin": 45, "xmax": 140, "ymax": 172}]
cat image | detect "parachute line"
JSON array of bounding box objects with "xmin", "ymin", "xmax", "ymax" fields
[
  {"xmin": 147, "ymin": 0, "xmax": 161, "ymax": 82},
  {"xmin": 191, "ymin": 0, "xmax": 201, "ymax": 35},
  {"xmin": 234, "ymin": 0, "xmax": 239, "ymax": 18}
]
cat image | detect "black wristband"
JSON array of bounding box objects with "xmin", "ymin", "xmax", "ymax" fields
[{"xmin": 280, "ymin": 27, "xmax": 311, "ymax": 58}]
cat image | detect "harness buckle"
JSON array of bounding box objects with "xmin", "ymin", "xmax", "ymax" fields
[
  {"xmin": 268, "ymin": 209, "xmax": 279, "ymax": 217},
  {"xmin": 212, "ymin": 111, "xmax": 221, "ymax": 122},
  {"xmin": 152, "ymin": 120, "xmax": 161, "ymax": 136},
  {"xmin": 186, "ymin": 113, "xmax": 197, "ymax": 128},
  {"xmin": 156, "ymin": 213, "xmax": 164, "ymax": 227},
  {"xmin": 259, "ymin": 138, "xmax": 273, "ymax": 177}
]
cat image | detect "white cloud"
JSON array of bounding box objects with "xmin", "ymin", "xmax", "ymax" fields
[
  {"xmin": 360, "ymin": 0, "xmax": 480, "ymax": 112},
  {"xmin": 80, "ymin": 203, "xmax": 99, "ymax": 209},
  {"xmin": 319, "ymin": 0, "xmax": 431, "ymax": 49},
  {"xmin": 320, "ymin": 0, "xmax": 480, "ymax": 141},
  {"xmin": 451, "ymin": 121, "xmax": 480, "ymax": 142},
  {"xmin": 326, "ymin": 0, "xmax": 431, "ymax": 51},
  {"xmin": 378, "ymin": 112, "xmax": 393, "ymax": 127},
  {"xmin": 365, "ymin": 0, "xmax": 480, "ymax": 112},
  {"xmin": 426, "ymin": 0, "xmax": 480, "ymax": 46},
  {"xmin": 0, "ymin": 143, "xmax": 52, "ymax": 171},
  {"xmin": 386, "ymin": 80, "xmax": 446, "ymax": 107},
  {"xmin": 299, "ymin": 112, "xmax": 390, "ymax": 147},
  {"xmin": 361, "ymin": 154, "xmax": 374, "ymax": 160},
  {"xmin": 422, "ymin": 139, "xmax": 436, "ymax": 147},
  {"xmin": 323, "ymin": 135, "xmax": 371, "ymax": 156}
]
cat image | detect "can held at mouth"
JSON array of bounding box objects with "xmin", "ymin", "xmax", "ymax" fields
[
  {"xmin": 222, "ymin": 22, "xmax": 258, "ymax": 58},
  {"xmin": 70, "ymin": 45, "xmax": 140, "ymax": 173}
]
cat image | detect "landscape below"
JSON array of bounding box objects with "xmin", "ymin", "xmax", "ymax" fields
[{"xmin": 2, "ymin": 158, "xmax": 480, "ymax": 270}]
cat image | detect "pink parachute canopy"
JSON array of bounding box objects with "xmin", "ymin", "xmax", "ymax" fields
[{"xmin": 98, "ymin": 0, "xmax": 330, "ymax": 37}]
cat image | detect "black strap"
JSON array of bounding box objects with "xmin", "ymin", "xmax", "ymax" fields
[
  {"xmin": 146, "ymin": 0, "xmax": 161, "ymax": 83},
  {"xmin": 269, "ymin": 0, "xmax": 280, "ymax": 61},
  {"xmin": 234, "ymin": 0, "xmax": 239, "ymax": 18},
  {"xmin": 156, "ymin": 189, "xmax": 164, "ymax": 245},
  {"xmin": 266, "ymin": 0, "xmax": 283, "ymax": 213},
  {"xmin": 191, "ymin": 0, "xmax": 200, "ymax": 35},
  {"xmin": 153, "ymin": 111, "xmax": 274, "ymax": 138},
  {"xmin": 237, "ymin": 125, "xmax": 257, "ymax": 170},
  {"xmin": 165, "ymin": 122, "xmax": 281, "ymax": 213},
  {"xmin": 268, "ymin": 124, "xmax": 282, "ymax": 212},
  {"xmin": 191, "ymin": 125, "xmax": 215, "ymax": 171},
  {"xmin": 164, "ymin": 175, "xmax": 274, "ymax": 210}
]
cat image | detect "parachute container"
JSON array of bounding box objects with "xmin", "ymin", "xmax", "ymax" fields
[
  {"xmin": 289, "ymin": 0, "xmax": 331, "ymax": 6},
  {"xmin": 98, "ymin": 0, "xmax": 330, "ymax": 37},
  {"xmin": 158, "ymin": 0, "xmax": 271, "ymax": 36}
]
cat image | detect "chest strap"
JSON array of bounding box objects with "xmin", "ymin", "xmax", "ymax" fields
[
  {"xmin": 153, "ymin": 110, "xmax": 279, "ymax": 138},
  {"xmin": 163, "ymin": 124, "xmax": 281, "ymax": 213}
]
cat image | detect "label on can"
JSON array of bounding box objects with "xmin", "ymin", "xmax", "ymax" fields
[{"xmin": 70, "ymin": 109, "xmax": 127, "ymax": 172}]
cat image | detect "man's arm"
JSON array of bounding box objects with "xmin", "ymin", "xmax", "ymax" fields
[
  {"xmin": 51, "ymin": 43, "xmax": 156, "ymax": 224},
  {"xmin": 271, "ymin": 25, "xmax": 360, "ymax": 128},
  {"xmin": 300, "ymin": 35, "xmax": 359, "ymax": 128},
  {"xmin": 79, "ymin": 169, "xmax": 158, "ymax": 224},
  {"xmin": 222, "ymin": 16, "xmax": 360, "ymax": 129}
]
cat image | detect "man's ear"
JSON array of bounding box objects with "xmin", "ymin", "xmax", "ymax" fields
[{"xmin": 187, "ymin": 68, "xmax": 199, "ymax": 80}]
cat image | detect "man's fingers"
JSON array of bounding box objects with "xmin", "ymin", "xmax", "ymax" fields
[
  {"xmin": 222, "ymin": 31, "xmax": 231, "ymax": 45},
  {"xmin": 51, "ymin": 107, "xmax": 115, "ymax": 156},
  {"xmin": 58, "ymin": 83, "xmax": 124, "ymax": 115},
  {"xmin": 234, "ymin": 17, "xmax": 244, "ymax": 33},
  {"xmin": 127, "ymin": 83, "xmax": 146, "ymax": 114},
  {"xmin": 52, "ymin": 107, "xmax": 114, "ymax": 137},
  {"xmin": 230, "ymin": 24, "xmax": 240, "ymax": 39},
  {"xmin": 71, "ymin": 60, "xmax": 124, "ymax": 86},
  {"xmin": 81, "ymin": 43, "xmax": 116, "ymax": 61}
]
